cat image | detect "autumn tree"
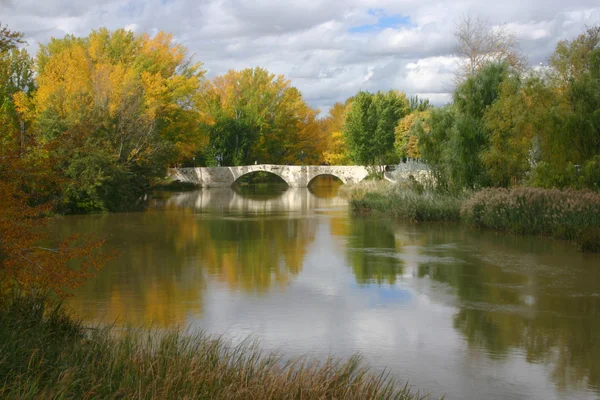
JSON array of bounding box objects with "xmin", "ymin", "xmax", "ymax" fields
[
  {"xmin": 17, "ymin": 28, "xmax": 205, "ymax": 213},
  {"xmin": 481, "ymin": 74, "xmax": 533, "ymax": 186},
  {"xmin": 454, "ymin": 15, "xmax": 525, "ymax": 81},
  {"xmin": 1, "ymin": 24, "xmax": 110, "ymax": 297},
  {"xmin": 394, "ymin": 96, "xmax": 432, "ymax": 161},
  {"xmin": 199, "ymin": 67, "xmax": 324, "ymax": 166},
  {"xmin": 320, "ymin": 101, "xmax": 351, "ymax": 165},
  {"xmin": 0, "ymin": 22, "xmax": 24, "ymax": 52},
  {"xmin": 344, "ymin": 90, "xmax": 409, "ymax": 172}
]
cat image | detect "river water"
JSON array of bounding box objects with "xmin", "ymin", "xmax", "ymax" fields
[{"xmin": 55, "ymin": 180, "xmax": 600, "ymax": 400}]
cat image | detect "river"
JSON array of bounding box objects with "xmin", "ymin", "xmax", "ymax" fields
[{"xmin": 54, "ymin": 179, "xmax": 600, "ymax": 400}]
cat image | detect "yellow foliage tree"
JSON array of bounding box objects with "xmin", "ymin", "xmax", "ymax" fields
[
  {"xmin": 0, "ymin": 25, "xmax": 111, "ymax": 296},
  {"xmin": 394, "ymin": 109, "xmax": 430, "ymax": 160},
  {"xmin": 16, "ymin": 28, "xmax": 206, "ymax": 213},
  {"xmin": 199, "ymin": 67, "xmax": 325, "ymax": 165},
  {"xmin": 320, "ymin": 101, "xmax": 351, "ymax": 165}
]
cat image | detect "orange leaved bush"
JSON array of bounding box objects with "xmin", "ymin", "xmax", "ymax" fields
[{"xmin": 0, "ymin": 128, "xmax": 112, "ymax": 297}]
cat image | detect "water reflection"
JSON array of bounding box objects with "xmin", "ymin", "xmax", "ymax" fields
[
  {"xmin": 64, "ymin": 186, "xmax": 341, "ymax": 326},
  {"xmin": 55, "ymin": 184, "xmax": 600, "ymax": 399},
  {"xmin": 158, "ymin": 186, "xmax": 347, "ymax": 215},
  {"xmin": 57, "ymin": 213, "xmax": 206, "ymax": 327},
  {"xmin": 354, "ymin": 219, "xmax": 600, "ymax": 394}
]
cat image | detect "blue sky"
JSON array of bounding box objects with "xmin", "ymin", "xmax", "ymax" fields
[{"xmin": 349, "ymin": 9, "xmax": 413, "ymax": 33}]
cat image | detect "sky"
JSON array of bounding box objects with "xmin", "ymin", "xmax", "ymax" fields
[{"xmin": 1, "ymin": 0, "xmax": 599, "ymax": 113}]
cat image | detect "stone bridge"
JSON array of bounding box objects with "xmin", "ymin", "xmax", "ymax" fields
[{"xmin": 169, "ymin": 165, "xmax": 373, "ymax": 188}]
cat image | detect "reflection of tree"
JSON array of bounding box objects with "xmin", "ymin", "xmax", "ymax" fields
[
  {"xmin": 160, "ymin": 189, "xmax": 319, "ymax": 292},
  {"xmin": 308, "ymin": 175, "xmax": 343, "ymax": 199},
  {"xmin": 201, "ymin": 216, "xmax": 315, "ymax": 292},
  {"xmin": 57, "ymin": 189, "xmax": 318, "ymax": 326},
  {"xmin": 55, "ymin": 213, "xmax": 205, "ymax": 328},
  {"xmin": 347, "ymin": 217, "xmax": 404, "ymax": 284},
  {"xmin": 414, "ymin": 226, "xmax": 600, "ymax": 392}
]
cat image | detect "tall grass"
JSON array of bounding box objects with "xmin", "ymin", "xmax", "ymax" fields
[
  {"xmin": 340, "ymin": 181, "xmax": 463, "ymax": 222},
  {"xmin": 461, "ymin": 187, "xmax": 600, "ymax": 252},
  {"xmin": 342, "ymin": 182, "xmax": 600, "ymax": 252},
  {"xmin": 0, "ymin": 296, "xmax": 431, "ymax": 399}
]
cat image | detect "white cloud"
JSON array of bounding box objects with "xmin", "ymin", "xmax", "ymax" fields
[{"xmin": 1, "ymin": 0, "xmax": 599, "ymax": 109}]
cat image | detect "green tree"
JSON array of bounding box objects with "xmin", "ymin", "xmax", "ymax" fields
[
  {"xmin": 344, "ymin": 90, "xmax": 408, "ymax": 172},
  {"xmin": 418, "ymin": 63, "xmax": 509, "ymax": 190},
  {"xmin": 529, "ymin": 27, "xmax": 600, "ymax": 189},
  {"xmin": 0, "ymin": 48, "xmax": 35, "ymax": 155}
]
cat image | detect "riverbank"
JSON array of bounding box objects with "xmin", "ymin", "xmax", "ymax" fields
[
  {"xmin": 341, "ymin": 181, "xmax": 600, "ymax": 252},
  {"xmin": 0, "ymin": 296, "xmax": 430, "ymax": 399}
]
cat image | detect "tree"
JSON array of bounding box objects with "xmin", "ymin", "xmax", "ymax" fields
[
  {"xmin": 321, "ymin": 101, "xmax": 351, "ymax": 165},
  {"xmin": 394, "ymin": 96, "xmax": 433, "ymax": 161},
  {"xmin": 199, "ymin": 67, "xmax": 324, "ymax": 166},
  {"xmin": 418, "ymin": 63, "xmax": 509, "ymax": 190},
  {"xmin": 481, "ymin": 74, "xmax": 534, "ymax": 187},
  {"xmin": 344, "ymin": 90, "xmax": 409, "ymax": 172},
  {"xmin": 529, "ymin": 26, "xmax": 600, "ymax": 189},
  {"xmin": 1, "ymin": 25, "xmax": 111, "ymax": 297},
  {"xmin": 0, "ymin": 22, "xmax": 25, "ymax": 52},
  {"xmin": 415, "ymin": 105, "xmax": 456, "ymax": 190},
  {"xmin": 0, "ymin": 49, "xmax": 35, "ymax": 156},
  {"xmin": 16, "ymin": 28, "xmax": 206, "ymax": 213},
  {"xmin": 395, "ymin": 110, "xmax": 430, "ymax": 161},
  {"xmin": 454, "ymin": 15, "xmax": 525, "ymax": 81}
]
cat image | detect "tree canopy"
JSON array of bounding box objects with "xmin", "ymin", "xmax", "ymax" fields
[{"xmin": 343, "ymin": 90, "xmax": 409, "ymax": 170}]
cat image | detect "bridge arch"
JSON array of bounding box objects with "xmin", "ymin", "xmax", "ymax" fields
[{"xmin": 231, "ymin": 169, "xmax": 291, "ymax": 187}]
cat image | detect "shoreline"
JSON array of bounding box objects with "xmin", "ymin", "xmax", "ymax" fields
[{"xmin": 340, "ymin": 181, "xmax": 600, "ymax": 253}]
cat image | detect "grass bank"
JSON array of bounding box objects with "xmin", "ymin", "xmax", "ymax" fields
[
  {"xmin": 341, "ymin": 182, "xmax": 600, "ymax": 252},
  {"xmin": 0, "ymin": 296, "xmax": 431, "ymax": 399},
  {"xmin": 340, "ymin": 181, "xmax": 463, "ymax": 222}
]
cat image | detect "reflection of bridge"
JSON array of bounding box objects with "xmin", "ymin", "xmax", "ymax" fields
[
  {"xmin": 169, "ymin": 165, "xmax": 371, "ymax": 188},
  {"xmin": 162, "ymin": 188, "xmax": 348, "ymax": 214}
]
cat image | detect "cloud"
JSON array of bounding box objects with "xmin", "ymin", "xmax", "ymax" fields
[{"xmin": 1, "ymin": 0, "xmax": 599, "ymax": 111}]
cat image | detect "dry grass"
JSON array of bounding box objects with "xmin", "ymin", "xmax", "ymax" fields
[{"xmin": 0, "ymin": 295, "xmax": 433, "ymax": 400}]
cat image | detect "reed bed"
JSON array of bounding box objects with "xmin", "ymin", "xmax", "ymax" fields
[
  {"xmin": 0, "ymin": 296, "xmax": 431, "ymax": 400},
  {"xmin": 461, "ymin": 187, "xmax": 600, "ymax": 252},
  {"xmin": 342, "ymin": 182, "xmax": 600, "ymax": 252},
  {"xmin": 341, "ymin": 181, "xmax": 463, "ymax": 222}
]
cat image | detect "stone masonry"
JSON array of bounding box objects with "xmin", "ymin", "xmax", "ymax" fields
[
  {"xmin": 168, "ymin": 163, "xmax": 431, "ymax": 188},
  {"xmin": 169, "ymin": 165, "xmax": 371, "ymax": 188}
]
